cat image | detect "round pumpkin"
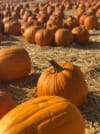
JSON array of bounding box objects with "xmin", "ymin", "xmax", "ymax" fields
[
  {"xmin": 84, "ymin": 15, "xmax": 98, "ymax": 30},
  {"xmin": 71, "ymin": 26, "xmax": 89, "ymax": 44},
  {"xmin": 0, "ymin": 96, "xmax": 85, "ymax": 134},
  {"xmin": 55, "ymin": 28, "xmax": 73, "ymax": 46},
  {"xmin": 0, "ymin": 90, "xmax": 16, "ymax": 119},
  {"xmin": 23, "ymin": 25, "xmax": 41, "ymax": 43},
  {"xmin": 4, "ymin": 20, "xmax": 21, "ymax": 35},
  {"xmin": 35, "ymin": 29, "xmax": 54, "ymax": 46},
  {"xmin": 0, "ymin": 47, "xmax": 31, "ymax": 81},
  {"xmin": 37, "ymin": 60, "xmax": 88, "ymax": 106}
]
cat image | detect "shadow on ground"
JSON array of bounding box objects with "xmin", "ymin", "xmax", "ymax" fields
[
  {"xmin": 9, "ymin": 72, "xmax": 41, "ymax": 88},
  {"xmin": 80, "ymin": 91, "xmax": 100, "ymax": 123}
]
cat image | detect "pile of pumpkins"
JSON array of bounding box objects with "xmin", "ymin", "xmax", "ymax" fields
[
  {"xmin": 0, "ymin": 46, "xmax": 88, "ymax": 134},
  {"xmin": 0, "ymin": 0, "xmax": 99, "ymax": 46}
]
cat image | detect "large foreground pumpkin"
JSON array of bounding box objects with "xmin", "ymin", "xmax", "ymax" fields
[
  {"xmin": 0, "ymin": 91, "xmax": 16, "ymax": 119},
  {"xmin": 37, "ymin": 60, "xmax": 88, "ymax": 106},
  {"xmin": 0, "ymin": 96, "xmax": 85, "ymax": 134},
  {"xmin": 0, "ymin": 47, "xmax": 31, "ymax": 81}
]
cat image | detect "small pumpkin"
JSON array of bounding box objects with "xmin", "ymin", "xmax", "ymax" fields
[
  {"xmin": 35, "ymin": 29, "xmax": 54, "ymax": 46},
  {"xmin": 55, "ymin": 28, "xmax": 73, "ymax": 46},
  {"xmin": 0, "ymin": 96, "xmax": 85, "ymax": 134},
  {"xmin": 23, "ymin": 25, "xmax": 41, "ymax": 43},
  {"xmin": 0, "ymin": 47, "xmax": 31, "ymax": 81},
  {"xmin": 0, "ymin": 90, "xmax": 16, "ymax": 119},
  {"xmin": 71, "ymin": 26, "xmax": 89, "ymax": 44},
  {"xmin": 37, "ymin": 60, "xmax": 88, "ymax": 106}
]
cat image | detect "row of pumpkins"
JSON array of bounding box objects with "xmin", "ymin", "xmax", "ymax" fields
[
  {"xmin": 0, "ymin": 0, "xmax": 99, "ymax": 45},
  {"xmin": 0, "ymin": 46, "xmax": 88, "ymax": 133}
]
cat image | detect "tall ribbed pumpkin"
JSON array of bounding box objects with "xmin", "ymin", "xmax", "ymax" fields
[
  {"xmin": 0, "ymin": 47, "xmax": 31, "ymax": 81},
  {"xmin": 0, "ymin": 96, "xmax": 85, "ymax": 134},
  {"xmin": 37, "ymin": 60, "xmax": 88, "ymax": 106}
]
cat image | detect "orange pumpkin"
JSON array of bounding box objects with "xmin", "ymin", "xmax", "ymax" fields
[
  {"xmin": 0, "ymin": 90, "xmax": 16, "ymax": 118},
  {"xmin": 84, "ymin": 15, "xmax": 98, "ymax": 30},
  {"xmin": 37, "ymin": 60, "xmax": 88, "ymax": 106},
  {"xmin": 4, "ymin": 19, "xmax": 21, "ymax": 35},
  {"xmin": 65, "ymin": 16, "xmax": 79, "ymax": 30},
  {"xmin": 72, "ymin": 26, "xmax": 89, "ymax": 44},
  {"xmin": 55, "ymin": 28, "xmax": 73, "ymax": 46},
  {"xmin": 0, "ymin": 47, "xmax": 31, "ymax": 81},
  {"xmin": 35, "ymin": 29, "xmax": 54, "ymax": 46},
  {"xmin": 23, "ymin": 25, "xmax": 41, "ymax": 43},
  {"xmin": 0, "ymin": 96, "xmax": 85, "ymax": 134}
]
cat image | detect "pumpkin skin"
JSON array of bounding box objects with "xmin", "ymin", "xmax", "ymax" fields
[
  {"xmin": 84, "ymin": 15, "xmax": 98, "ymax": 30},
  {"xmin": 71, "ymin": 26, "xmax": 89, "ymax": 44},
  {"xmin": 37, "ymin": 61, "xmax": 88, "ymax": 106},
  {"xmin": 4, "ymin": 20, "xmax": 21, "ymax": 35},
  {"xmin": 55, "ymin": 28, "xmax": 73, "ymax": 46},
  {"xmin": 0, "ymin": 90, "xmax": 16, "ymax": 119},
  {"xmin": 0, "ymin": 47, "xmax": 31, "ymax": 81},
  {"xmin": 23, "ymin": 25, "xmax": 41, "ymax": 43},
  {"xmin": 0, "ymin": 96, "xmax": 85, "ymax": 134},
  {"xmin": 35, "ymin": 29, "xmax": 54, "ymax": 46}
]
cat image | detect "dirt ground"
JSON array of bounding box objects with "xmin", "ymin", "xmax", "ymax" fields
[{"xmin": 0, "ymin": 10, "xmax": 100, "ymax": 134}]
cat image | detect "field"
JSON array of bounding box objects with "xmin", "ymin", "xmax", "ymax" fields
[{"xmin": 0, "ymin": 4, "xmax": 100, "ymax": 134}]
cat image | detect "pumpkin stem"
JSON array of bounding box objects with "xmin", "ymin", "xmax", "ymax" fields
[{"xmin": 49, "ymin": 60, "xmax": 64, "ymax": 73}]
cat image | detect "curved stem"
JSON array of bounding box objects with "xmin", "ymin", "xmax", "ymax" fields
[{"xmin": 49, "ymin": 60, "xmax": 64, "ymax": 73}]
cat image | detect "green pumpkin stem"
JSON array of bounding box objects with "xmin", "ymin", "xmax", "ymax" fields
[{"xmin": 49, "ymin": 60, "xmax": 64, "ymax": 73}]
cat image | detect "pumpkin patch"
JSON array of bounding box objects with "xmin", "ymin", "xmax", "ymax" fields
[{"xmin": 0, "ymin": 0, "xmax": 99, "ymax": 133}]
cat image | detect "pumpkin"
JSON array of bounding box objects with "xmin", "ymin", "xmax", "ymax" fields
[
  {"xmin": 0, "ymin": 47, "xmax": 31, "ymax": 81},
  {"xmin": 71, "ymin": 26, "xmax": 89, "ymax": 44},
  {"xmin": 4, "ymin": 19, "xmax": 21, "ymax": 35},
  {"xmin": 0, "ymin": 90, "xmax": 16, "ymax": 119},
  {"xmin": 79, "ymin": 14, "xmax": 88, "ymax": 25},
  {"xmin": 0, "ymin": 96, "xmax": 85, "ymax": 134},
  {"xmin": 23, "ymin": 25, "xmax": 41, "ymax": 43},
  {"xmin": 65, "ymin": 16, "xmax": 79, "ymax": 30},
  {"xmin": 35, "ymin": 29, "xmax": 54, "ymax": 46},
  {"xmin": 37, "ymin": 60, "xmax": 88, "ymax": 106},
  {"xmin": 55, "ymin": 28, "xmax": 73, "ymax": 46},
  {"xmin": 46, "ymin": 19, "xmax": 63, "ymax": 31},
  {"xmin": 96, "ymin": 8, "xmax": 100, "ymax": 17},
  {"xmin": 84, "ymin": 15, "xmax": 98, "ymax": 29}
]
